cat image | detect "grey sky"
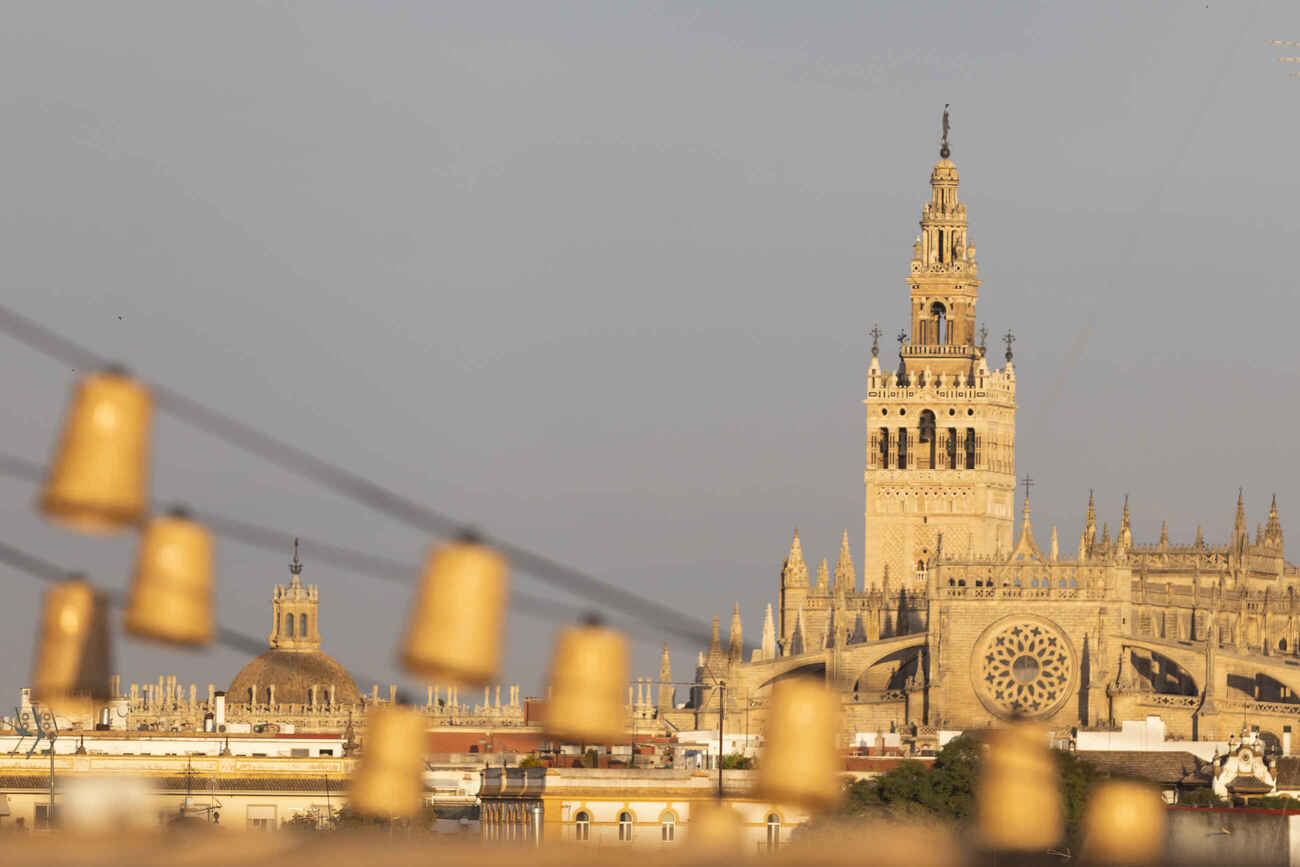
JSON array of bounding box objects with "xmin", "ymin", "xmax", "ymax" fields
[{"xmin": 0, "ymin": 1, "xmax": 1296, "ymax": 703}]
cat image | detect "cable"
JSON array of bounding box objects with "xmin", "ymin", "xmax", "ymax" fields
[
  {"xmin": 0, "ymin": 537, "xmax": 335, "ymax": 670},
  {"xmin": 0, "ymin": 302, "xmax": 732, "ymax": 652},
  {"xmin": 0, "ymin": 450, "xmax": 665, "ymax": 642}
]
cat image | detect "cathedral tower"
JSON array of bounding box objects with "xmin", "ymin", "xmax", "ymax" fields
[
  {"xmin": 268, "ymin": 539, "xmax": 322, "ymax": 650},
  {"xmin": 863, "ymin": 118, "xmax": 1017, "ymax": 588}
]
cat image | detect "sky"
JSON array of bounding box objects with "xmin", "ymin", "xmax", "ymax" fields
[{"xmin": 0, "ymin": 1, "xmax": 1297, "ymax": 705}]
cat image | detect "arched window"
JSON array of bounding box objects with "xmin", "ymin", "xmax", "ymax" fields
[
  {"xmin": 618, "ymin": 810, "xmax": 633, "ymax": 842},
  {"xmin": 299, "ymin": 613, "xmax": 308, "ymax": 637},
  {"xmin": 918, "ymin": 410, "xmax": 937, "ymax": 469},
  {"xmin": 284, "ymin": 613, "xmax": 294, "ymax": 637},
  {"xmin": 574, "ymin": 811, "xmax": 590, "ymax": 841},
  {"xmin": 660, "ymin": 811, "xmax": 676, "ymax": 842},
  {"xmin": 930, "ymin": 301, "xmax": 947, "ymax": 344},
  {"xmin": 897, "ymin": 428, "xmax": 909, "ymax": 469},
  {"xmin": 766, "ymin": 813, "xmax": 781, "ymax": 850},
  {"xmin": 878, "ymin": 427, "xmax": 890, "ymax": 468},
  {"xmin": 964, "ymin": 428, "xmax": 976, "ymax": 469}
]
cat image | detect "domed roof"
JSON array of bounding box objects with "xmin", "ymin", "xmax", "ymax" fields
[{"xmin": 227, "ymin": 649, "xmax": 362, "ymax": 707}]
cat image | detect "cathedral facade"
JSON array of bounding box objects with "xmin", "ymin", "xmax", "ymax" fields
[{"xmin": 660, "ymin": 135, "xmax": 1300, "ymax": 747}]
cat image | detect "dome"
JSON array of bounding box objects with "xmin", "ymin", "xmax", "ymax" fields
[{"xmin": 227, "ymin": 649, "xmax": 362, "ymax": 707}]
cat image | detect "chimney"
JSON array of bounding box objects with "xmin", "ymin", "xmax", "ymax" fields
[{"xmin": 214, "ymin": 691, "xmax": 226, "ymax": 728}]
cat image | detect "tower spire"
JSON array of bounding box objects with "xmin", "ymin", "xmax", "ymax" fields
[
  {"xmin": 761, "ymin": 604, "xmax": 776, "ymax": 661},
  {"xmin": 728, "ymin": 603, "xmax": 743, "ymax": 662},
  {"xmin": 657, "ymin": 644, "xmax": 674, "ymax": 710},
  {"xmin": 782, "ymin": 529, "xmax": 809, "ymax": 587},
  {"xmin": 815, "ymin": 558, "xmax": 829, "ymax": 594},
  {"xmin": 834, "ymin": 530, "xmax": 856, "ymax": 595}
]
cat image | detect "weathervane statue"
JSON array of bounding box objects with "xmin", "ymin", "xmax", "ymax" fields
[{"xmin": 940, "ymin": 104, "xmax": 951, "ymax": 158}]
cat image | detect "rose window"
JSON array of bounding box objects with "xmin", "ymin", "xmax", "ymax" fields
[{"xmin": 972, "ymin": 616, "xmax": 1076, "ymax": 719}]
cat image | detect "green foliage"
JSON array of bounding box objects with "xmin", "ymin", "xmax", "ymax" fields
[
  {"xmin": 518, "ymin": 755, "xmax": 544, "ymax": 769},
  {"xmin": 1247, "ymin": 794, "xmax": 1299, "ymax": 810},
  {"xmin": 720, "ymin": 753, "xmax": 753, "ymax": 770},
  {"xmin": 1179, "ymin": 788, "xmax": 1226, "ymax": 807},
  {"xmin": 582, "ymin": 748, "xmax": 600, "ymax": 768},
  {"xmin": 839, "ymin": 736, "xmax": 1110, "ymax": 837}
]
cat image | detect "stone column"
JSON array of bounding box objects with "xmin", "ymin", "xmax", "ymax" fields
[
  {"xmin": 427, "ymin": 685, "xmax": 433, "ymax": 707},
  {"xmin": 268, "ymin": 684, "xmax": 275, "ymax": 708},
  {"xmin": 329, "ymin": 684, "xmax": 336, "ymax": 709},
  {"xmin": 189, "ymin": 683, "xmax": 197, "ymax": 709},
  {"xmin": 208, "ymin": 683, "xmax": 215, "ymax": 709},
  {"xmin": 389, "ymin": 684, "xmax": 397, "ymax": 703}
]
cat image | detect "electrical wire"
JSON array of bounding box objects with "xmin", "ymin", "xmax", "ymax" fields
[
  {"xmin": 0, "ymin": 450, "xmax": 664, "ymax": 643},
  {"xmin": 0, "ymin": 302, "xmax": 734, "ymax": 652}
]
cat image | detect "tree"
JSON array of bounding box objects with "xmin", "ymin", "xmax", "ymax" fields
[
  {"xmin": 518, "ymin": 755, "xmax": 544, "ymax": 769},
  {"xmin": 582, "ymin": 748, "xmax": 600, "ymax": 768},
  {"xmin": 1178, "ymin": 788, "xmax": 1225, "ymax": 808},
  {"xmin": 720, "ymin": 753, "xmax": 753, "ymax": 770}
]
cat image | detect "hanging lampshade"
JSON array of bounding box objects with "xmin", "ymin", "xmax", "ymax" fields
[
  {"xmin": 400, "ymin": 537, "xmax": 507, "ymax": 685},
  {"xmin": 39, "ymin": 368, "xmax": 152, "ymax": 534},
  {"xmin": 687, "ymin": 802, "xmax": 744, "ymax": 854},
  {"xmin": 124, "ymin": 508, "xmax": 214, "ymax": 646},
  {"xmin": 31, "ymin": 578, "xmax": 113, "ymax": 707},
  {"xmin": 542, "ymin": 620, "xmax": 628, "ymax": 745},
  {"xmin": 975, "ymin": 722, "xmax": 1063, "ymax": 853},
  {"xmin": 756, "ymin": 675, "xmax": 841, "ymax": 808},
  {"xmin": 1081, "ymin": 780, "xmax": 1167, "ymax": 866},
  {"xmin": 347, "ymin": 704, "xmax": 428, "ymax": 819}
]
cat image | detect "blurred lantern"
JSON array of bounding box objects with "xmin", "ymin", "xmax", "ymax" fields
[
  {"xmin": 31, "ymin": 578, "xmax": 112, "ymax": 707},
  {"xmin": 400, "ymin": 537, "xmax": 507, "ymax": 685},
  {"xmin": 542, "ymin": 619, "xmax": 628, "ymax": 745},
  {"xmin": 975, "ymin": 722, "xmax": 1064, "ymax": 853},
  {"xmin": 124, "ymin": 508, "xmax": 214, "ymax": 646},
  {"xmin": 756, "ymin": 676, "xmax": 841, "ymax": 808},
  {"xmin": 39, "ymin": 368, "xmax": 152, "ymax": 534},
  {"xmin": 347, "ymin": 704, "xmax": 428, "ymax": 819},
  {"xmin": 687, "ymin": 801, "xmax": 744, "ymax": 855},
  {"xmin": 1081, "ymin": 779, "xmax": 1167, "ymax": 866}
]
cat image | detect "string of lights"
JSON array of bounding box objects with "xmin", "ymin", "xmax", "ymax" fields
[
  {"xmin": 0, "ymin": 449, "xmax": 664, "ymax": 642},
  {"xmin": 0, "ymin": 301, "xmax": 732, "ymax": 651}
]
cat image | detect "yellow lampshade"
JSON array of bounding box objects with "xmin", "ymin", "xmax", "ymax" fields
[
  {"xmin": 400, "ymin": 539, "xmax": 507, "ymax": 685},
  {"xmin": 756, "ymin": 675, "xmax": 842, "ymax": 808},
  {"xmin": 39, "ymin": 369, "xmax": 152, "ymax": 534},
  {"xmin": 974, "ymin": 722, "xmax": 1064, "ymax": 853},
  {"xmin": 687, "ymin": 802, "xmax": 744, "ymax": 855},
  {"xmin": 542, "ymin": 622, "xmax": 628, "ymax": 745},
  {"xmin": 1081, "ymin": 779, "xmax": 1167, "ymax": 865},
  {"xmin": 347, "ymin": 705, "xmax": 428, "ymax": 819},
  {"xmin": 124, "ymin": 510, "xmax": 214, "ymax": 646},
  {"xmin": 31, "ymin": 578, "xmax": 113, "ymax": 706}
]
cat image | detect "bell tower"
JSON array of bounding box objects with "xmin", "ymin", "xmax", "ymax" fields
[
  {"xmin": 863, "ymin": 113, "xmax": 1017, "ymax": 588},
  {"xmin": 268, "ymin": 539, "xmax": 322, "ymax": 651}
]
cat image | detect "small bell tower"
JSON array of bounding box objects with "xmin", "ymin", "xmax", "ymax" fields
[{"xmin": 268, "ymin": 539, "xmax": 322, "ymax": 651}]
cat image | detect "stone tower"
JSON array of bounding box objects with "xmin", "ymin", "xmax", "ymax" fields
[
  {"xmin": 268, "ymin": 539, "xmax": 322, "ymax": 650},
  {"xmin": 863, "ymin": 132, "xmax": 1017, "ymax": 588}
]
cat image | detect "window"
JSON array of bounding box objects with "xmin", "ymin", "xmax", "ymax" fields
[
  {"xmin": 618, "ymin": 810, "xmax": 633, "ymax": 842},
  {"xmin": 660, "ymin": 811, "xmax": 676, "ymax": 842},
  {"xmin": 767, "ymin": 813, "xmax": 781, "ymax": 850},
  {"xmin": 299, "ymin": 613, "xmax": 308, "ymax": 636},
  {"xmin": 574, "ymin": 811, "xmax": 590, "ymax": 841},
  {"xmin": 918, "ymin": 410, "xmax": 936, "ymax": 469},
  {"xmin": 285, "ymin": 613, "xmax": 294, "ymax": 637},
  {"xmin": 247, "ymin": 805, "xmax": 276, "ymax": 831}
]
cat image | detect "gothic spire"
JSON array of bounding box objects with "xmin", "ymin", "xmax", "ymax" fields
[
  {"xmin": 815, "ymin": 558, "xmax": 830, "ymax": 594},
  {"xmin": 1233, "ymin": 488, "xmax": 1248, "ymax": 542},
  {"xmin": 790, "ymin": 607, "xmax": 806, "ymax": 656},
  {"xmin": 1159, "ymin": 521, "xmax": 1169, "ymax": 547},
  {"xmin": 782, "ymin": 528, "xmax": 809, "ymax": 587},
  {"xmin": 834, "ymin": 530, "xmax": 856, "ymax": 594},
  {"xmin": 728, "ymin": 603, "xmax": 743, "ymax": 662},
  {"xmin": 657, "ymin": 644, "xmax": 674, "ymax": 709},
  {"xmin": 708, "ymin": 613, "xmax": 722, "ymax": 658},
  {"xmin": 761, "ymin": 604, "xmax": 776, "ymax": 660},
  {"xmin": 1118, "ymin": 495, "xmax": 1132, "ymax": 550},
  {"xmin": 1049, "ymin": 525, "xmax": 1059, "ymax": 562},
  {"xmin": 1266, "ymin": 494, "xmax": 1283, "ymax": 546}
]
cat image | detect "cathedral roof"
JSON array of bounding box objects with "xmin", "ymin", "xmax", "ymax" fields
[{"xmin": 228, "ymin": 649, "xmax": 362, "ymax": 707}]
